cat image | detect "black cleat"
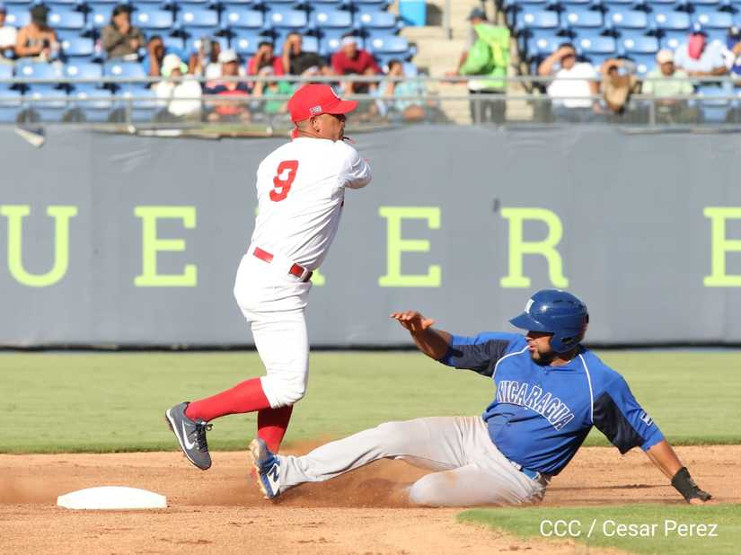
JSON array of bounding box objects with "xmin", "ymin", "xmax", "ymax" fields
[{"xmin": 165, "ymin": 402, "xmax": 212, "ymax": 470}]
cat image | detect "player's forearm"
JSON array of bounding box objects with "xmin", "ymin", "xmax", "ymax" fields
[
  {"xmin": 410, "ymin": 328, "xmax": 451, "ymax": 360},
  {"xmin": 645, "ymin": 439, "xmax": 682, "ymax": 479}
]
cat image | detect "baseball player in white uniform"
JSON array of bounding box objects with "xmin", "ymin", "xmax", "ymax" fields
[{"xmin": 166, "ymin": 84, "xmax": 372, "ymax": 470}]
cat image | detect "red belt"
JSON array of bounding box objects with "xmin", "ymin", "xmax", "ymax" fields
[{"xmin": 253, "ymin": 247, "xmax": 313, "ymax": 282}]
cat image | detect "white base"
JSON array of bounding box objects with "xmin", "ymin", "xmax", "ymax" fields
[{"xmin": 57, "ymin": 487, "xmax": 167, "ymax": 510}]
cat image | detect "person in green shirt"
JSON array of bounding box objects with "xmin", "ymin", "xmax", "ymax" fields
[
  {"xmin": 252, "ymin": 66, "xmax": 296, "ymax": 117},
  {"xmin": 446, "ymin": 8, "xmax": 510, "ymax": 124},
  {"xmin": 642, "ymin": 49, "xmax": 697, "ymax": 123}
]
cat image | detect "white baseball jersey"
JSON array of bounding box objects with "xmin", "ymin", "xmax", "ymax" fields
[{"xmin": 249, "ymin": 137, "xmax": 372, "ymax": 270}]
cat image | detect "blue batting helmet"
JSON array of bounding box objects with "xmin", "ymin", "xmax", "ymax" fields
[{"xmin": 509, "ymin": 289, "xmax": 589, "ymax": 353}]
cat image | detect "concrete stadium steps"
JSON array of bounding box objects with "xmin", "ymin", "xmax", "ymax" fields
[{"xmin": 400, "ymin": 0, "xmax": 533, "ymax": 123}]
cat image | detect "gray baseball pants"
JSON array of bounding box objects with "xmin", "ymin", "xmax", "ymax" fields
[{"xmin": 277, "ymin": 416, "xmax": 548, "ymax": 506}]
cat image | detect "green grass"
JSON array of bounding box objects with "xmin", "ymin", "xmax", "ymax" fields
[
  {"xmin": 2, "ymin": 350, "xmax": 740, "ymax": 453},
  {"xmin": 459, "ymin": 504, "xmax": 741, "ymax": 554}
]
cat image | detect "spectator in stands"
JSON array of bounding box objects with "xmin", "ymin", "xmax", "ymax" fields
[
  {"xmin": 251, "ymin": 65, "xmax": 294, "ymax": 118},
  {"xmin": 447, "ymin": 8, "xmax": 510, "ymax": 124},
  {"xmin": 331, "ymin": 35, "xmax": 381, "ymax": 94},
  {"xmin": 282, "ymin": 32, "xmax": 330, "ymax": 77},
  {"xmin": 101, "ymin": 4, "xmax": 145, "ymax": 61},
  {"xmin": 674, "ymin": 24, "xmax": 727, "ymax": 78},
  {"xmin": 154, "ymin": 53, "xmax": 202, "ymax": 119},
  {"xmin": 600, "ymin": 58, "xmax": 638, "ymax": 116},
  {"xmin": 722, "ymin": 26, "xmax": 741, "ymax": 79},
  {"xmin": 204, "ymin": 49, "xmax": 250, "ymax": 123},
  {"xmin": 144, "ymin": 35, "xmax": 166, "ymax": 77},
  {"xmin": 15, "ymin": 5, "xmax": 59, "ymax": 61},
  {"xmin": 248, "ymin": 41, "xmax": 284, "ymax": 77},
  {"xmin": 0, "ymin": 4, "xmax": 17, "ymax": 61},
  {"xmin": 642, "ymin": 49, "xmax": 696, "ymax": 123},
  {"xmin": 377, "ymin": 59, "xmax": 429, "ymax": 122},
  {"xmin": 538, "ymin": 43, "xmax": 599, "ymax": 122},
  {"xmin": 188, "ymin": 37, "xmax": 221, "ymax": 80}
]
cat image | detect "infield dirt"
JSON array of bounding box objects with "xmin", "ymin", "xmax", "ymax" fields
[{"xmin": 1, "ymin": 445, "xmax": 738, "ymax": 554}]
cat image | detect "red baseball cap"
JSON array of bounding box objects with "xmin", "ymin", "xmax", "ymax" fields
[{"xmin": 287, "ymin": 84, "xmax": 358, "ymax": 123}]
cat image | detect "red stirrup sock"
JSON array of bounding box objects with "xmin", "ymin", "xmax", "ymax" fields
[
  {"xmin": 185, "ymin": 378, "xmax": 271, "ymax": 422},
  {"xmin": 258, "ymin": 405, "xmax": 294, "ymax": 453}
]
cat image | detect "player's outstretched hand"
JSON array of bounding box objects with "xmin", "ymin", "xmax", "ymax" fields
[{"xmin": 390, "ymin": 311, "xmax": 435, "ymax": 334}]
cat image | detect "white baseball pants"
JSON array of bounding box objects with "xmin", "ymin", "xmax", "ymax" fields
[
  {"xmin": 233, "ymin": 252, "xmax": 312, "ymax": 408},
  {"xmin": 278, "ymin": 416, "xmax": 548, "ymax": 507}
]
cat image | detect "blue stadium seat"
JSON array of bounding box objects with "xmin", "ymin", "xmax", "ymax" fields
[
  {"xmin": 231, "ymin": 31, "xmax": 262, "ymax": 55},
  {"xmin": 367, "ymin": 35, "xmax": 413, "ymax": 64},
  {"xmin": 562, "ymin": 9, "xmax": 604, "ymax": 29},
  {"xmin": 621, "ymin": 35, "xmax": 659, "ymax": 53},
  {"xmin": 61, "ymin": 36, "xmax": 95, "ymax": 58},
  {"xmin": 2, "ymin": 0, "xmax": 32, "ymax": 4},
  {"xmin": 519, "ymin": 9, "xmax": 560, "ymax": 31},
  {"xmin": 47, "ymin": 9, "xmax": 86, "ymax": 30},
  {"xmin": 0, "ymin": 65, "xmax": 12, "ymax": 79},
  {"xmin": 5, "ymin": 9, "xmax": 31, "ymax": 27},
  {"xmin": 311, "ymin": 8, "xmax": 353, "ymax": 30},
  {"xmin": 355, "ymin": 10, "xmax": 400, "ymax": 34},
  {"xmin": 104, "ymin": 60, "xmax": 148, "ymax": 82},
  {"xmin": 320, "ymin": 35, "xmax": 351, "ymax": 56},
  {"xmin": 525, "ymin": 33, "xmax": 564, "ymax": 60},
  {"xmin": 608, "ymin": 10, "xmax": 649, "ymax": 30},
  {"xmin": 88, "ymin": 6, "xmax": 114, "ymax": 30},
  {"xmin": 693, "ymin": 11, "xmax": 733, "ymax": 29},
  {"xmin": 268, "ymin": 9, "xmax": 308, "ymax": 29},
  {"xmin": 45, "ymin": 0, "xmax": 81, "ymax": 7},
  {"xmin": 67, "ymin": 84, "xmax": 114, "ymax": 122},
  {"xmin": 65, "ymin": 61, "xmax": 104, "ymax": 80},
  {"xmin": 578, "ymin": 35, "xmax": 617, "ymax": 54},
  {"xmin": 504, "ymin": 0, "xmax": 548, "ymax": 27},
  {"xmin": 697, "ymin": 83, "xmax": 732, "ymax": 123},
  {"xmin": 177, "ymin": 6, "xmax": 221, "ymax": 34},
  {"xmin": 0, "ymin": 88, "xmax": 22, "ymax": 123},
  {"xmin": 16, "ymin": 61, "xmax": 63, "ymax": 82},
  {"xmin": 25, "ymin": 87, "xmax": 69, "ymax": 122},
  {"xmin": 133, "ymin": 8, "xmax": 175, "ymax": 31},
  {"xmin": 222, "ymin": 9, "xmax": 264, "ymax": 29},
  {"xmin": 653, "ymin": 10, "xmax": 691, "ymax": 31},
  {"xmin": 301, "ymin": 34, "xmax": 320, "ymax": 52},
  {"xmin": 116, "ymin": 86, "xmax": 161, "ymax": 122},
  {"xmin": 691, "ymin": 0, "xmax": 720, "ymax": 5}
]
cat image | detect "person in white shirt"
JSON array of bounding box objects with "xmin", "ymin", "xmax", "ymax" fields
[
  {"xmin": 0, "ymin": 4, "xmax": 17, "ymax": 60},
  {"xmin": 154, "ymin": 53, "xmax": 203, "ymax": 118},
  {"xmin": 165, "ymin": 84, "xmax": 372, "ymax": 470},
  {"xmin": 538, "ymin": 43, "xmax": 600, "ymax": 122}
]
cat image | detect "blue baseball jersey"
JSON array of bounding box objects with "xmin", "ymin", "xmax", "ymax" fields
[{"xmin": 440, "ymin": 332, "xmax": 664, "ymax": 475}]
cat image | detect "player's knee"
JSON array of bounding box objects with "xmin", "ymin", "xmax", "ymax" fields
[
  {"xmin": 408, "ymin": 475, "xmax": 446, "ymax": 507},
  {"xmin": 261, "ymin": 376, "xmax": 306, "ymax": 407}
]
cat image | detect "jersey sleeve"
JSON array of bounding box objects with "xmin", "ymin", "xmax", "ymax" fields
[
  {"xmin": 592, "ymin": 374, "xmax": 665, "ymax": 454},
  {"xmin": 438, "ymin": 332, "xmax": 520, "ymax": 377},
  {"xmin": 339, "ymin": 143, "xmax": 372, "ymax": 189}
]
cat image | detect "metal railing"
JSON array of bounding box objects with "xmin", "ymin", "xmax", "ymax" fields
[{"xmin": 2, "ymin": 74, "xmax": 741, "ymax": 131}]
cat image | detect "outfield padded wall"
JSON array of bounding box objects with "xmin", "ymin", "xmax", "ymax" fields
[{"xmin": 1, "ymin": 126, "xmax": 740, "ymax": 346}]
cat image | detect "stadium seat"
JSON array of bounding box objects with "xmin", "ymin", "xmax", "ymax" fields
[
  {"xmin": 693, "ymin": 11, "xmax": 733, "ymax": 29},
  {"xmin": 653, "ymin": 11, "xmax": 691, "ymax": 31},
  {"xmin": 0, "ymin": 88, "xmax": 22, "ymax": 124},
  {"xmin": 177, "ymin": 6, "xmax": 221, "ymax": 35},
  {"xmin": 61, "ymin": 36, "xmax": 95, "ymax": 58},
  {"xmin": 268, "ymin": 9, "xmax": 309, "ymax": 30},
  {"xmin": 67, "ymin": 85, "xmax": 115, "ymax": 122},
  {"xmin": 367, "ymin": 35, "xmax": 414, "ymax": 64},
  {"xmin": 133, "ymin": 8, "xmax": 175, "ymax": 31},
  {"xmin": 5, "ymin": 9, "xmax": 31, "ymax": 27},
  {"xmin": 115, "ymin": 86, "xmax": 162, "ymax": 122},
  {"xmin": 222, "ymin": 9, "xmax": 264, "ymax": 30},
  {"xmin": 608, "ymin": 10, "xmax": 649, "ymax": 30},
  {"xmin": 2, "ymin": 0, "xmax": 32, "ymax": 4},
  {"xmin": 65, "ymin": 61, "xmax": 104, "ymax": 81},
  {"xmin": 519, "ymin": 9, "xmax": 560, "ymax": 32},
  {"xmin": 311, "ymin": 8, "xmax": 353, "ymax": 30},
  {"xmin": 25, "ymin": 87, "xmax": 69, "ymax": 122},
  {"xmin": 578, "ymin": 35, "xmax": 617, "ymax": 54},
  {"xmin": 320, "ymin": 34, "xmax": 351, "ymax": 56},
  {"xmin": 562, "ymin": 9, "xmax": 604, "ymax": 29},
  {"xmin": 16, "ymin": 61, "xmax": 63, "ymax": 82},
  {"xmin": 621, "ymin": 35, "xmax": 659, "ymax": 54},
  {"xmin": 659, "ymin": 35, "xmax": 684, "ymax": 50},
  {"xmin": 231, "ymin": 31, "xmax": 263, "ymax": 55},
  {"xmin": 88, "ymin": 6, "xmax": 114, "ymax": 30},
  {"xmin": 47, "ymin": 9, "xmax": 86, "ymax": 30},
  {"xmin": 525, "ymin": 33, "xmax": 565, "ymax": 65},
  {"xmin": 301, "ymin": 34, "xmax": 320, "ymax": 52},
  {"xmin": 355, "ymin": 11, "xmax": 400, "ymax": 34},
  {"xmin": 0, "ymin": 65, "xmax": 12, "ymax": 79},
  {"xmin": 697, "ymin": 83, "xmax": 732, "ymax": 123},
  {"xmin": 104, "ymin": 60, "xmax": 148, "ymax": 86}
]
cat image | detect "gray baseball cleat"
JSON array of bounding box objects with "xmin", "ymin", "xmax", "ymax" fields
[
  {"xmin": 165, "ymin": 402, "xmax": 212, "ymax": 470},
  {"xmin": 249, "ymin": 438, "xmax": 281, "ymax": 499}
]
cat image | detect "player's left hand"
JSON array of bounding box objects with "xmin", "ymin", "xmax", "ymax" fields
[{"xmin": 390, "ymin": 311, "xmax": 435, "ymax": 334}]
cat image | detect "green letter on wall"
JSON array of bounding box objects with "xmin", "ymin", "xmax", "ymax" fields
[
  {"xmin": 135, "ymin": 206, "xmax": 197, "ymax": 287},
  {"xmin": 704, "ymin": 207, "xmax": 741, "ymax": 287},
  {"xmin": 1, "ymin": 205, "xmax": 78, "ymax": 287},
  {"xmin": 379, "ymin": 207, "xmax": 441, "ymax": 287},
  {"xmin": 500, "ymin": 208, "xmax": 569, "ymax": 288}
]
